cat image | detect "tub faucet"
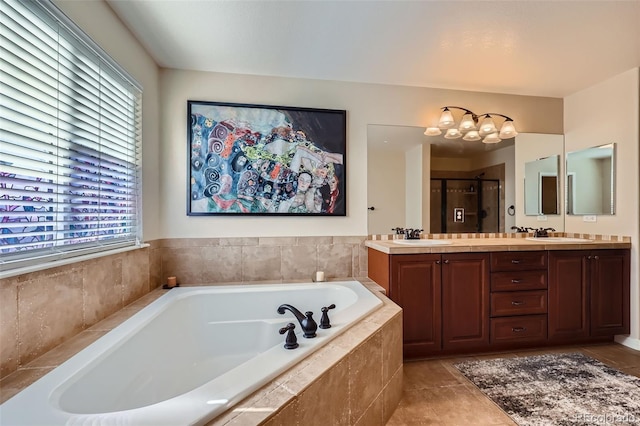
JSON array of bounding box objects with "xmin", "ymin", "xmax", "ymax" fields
[
  {"xmin": 279, "ymin": 323, "xmax": 299, "ymax": 349},
  {"xmin": 319, "ymin": 304, "xmax": 336, "ymax": 329},
  {"xmin": 277, "ymin": 304, "xmax": 317, "ymax": 338}
]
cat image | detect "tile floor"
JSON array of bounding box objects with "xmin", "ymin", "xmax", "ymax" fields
[{"xmin": 386, "ymin": 343, "xmax": 640, "ymax": 425}]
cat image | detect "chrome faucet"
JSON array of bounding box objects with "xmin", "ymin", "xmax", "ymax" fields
[{"xmin": 277, "ymin": 304, "xmax": 318, "ymax": 338}]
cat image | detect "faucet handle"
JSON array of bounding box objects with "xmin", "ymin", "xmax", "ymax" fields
[
  {"xmin": 319, "ymin": 304, "xmax": 336, "ymax": 329},
  {"xmin": 279, "ymin": 323, "xmax": 299, "ymax": 349}
]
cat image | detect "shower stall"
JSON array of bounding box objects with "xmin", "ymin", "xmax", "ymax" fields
[{"xmin": 430, "ymin": 178, "xmax": 501, "ymax": 233}]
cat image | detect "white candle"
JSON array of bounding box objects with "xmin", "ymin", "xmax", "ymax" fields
[
  {"xmin": 167, "ymin": 276, "xmax": 177, "ymax": 286},
  {"xmin": 315, "ymin": 271, "xmax": 325, "ymax": 282}
]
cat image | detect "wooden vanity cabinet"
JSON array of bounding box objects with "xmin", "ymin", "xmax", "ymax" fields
[
  {"xmin": 367, "ymin": 245, "xmax": 630, "ymax": 359},
  {"xmin": 548, "ymin": 249, "xmax": 630, "ymax": 340},
  {"xmin": 489, "ymin": 251, "xmax": 548, "ymax": 344},
  {"xmin": 383, "ymin": 252, "xmax": 490, "ymax": 358},
  {"xmin": 389, "ymin": 254, "xmax": 441, "ymax": 357},
  {"xmin": 440, "ymin": 253, "xmax": 490, "ymax": 352}
]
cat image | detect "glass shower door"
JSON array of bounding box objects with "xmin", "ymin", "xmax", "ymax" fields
[{"xmin": 430, "ymin": 178, "xmax": 500, "ymax": 233}]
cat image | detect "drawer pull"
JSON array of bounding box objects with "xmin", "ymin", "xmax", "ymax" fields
[
  {"xmin": 511, "ymin": 301, "xmax": 525, "ymax": 306},
  {"xmin": 511, "ymin": 279, "xmax": 523, "ymax": 283},
  {"xmin": 511, "ymin": 259, "xmax": 521, "ymax": 264},
  {"xmin": 512, "ymin": 327, "xmax": 527, "ymax": 333}
]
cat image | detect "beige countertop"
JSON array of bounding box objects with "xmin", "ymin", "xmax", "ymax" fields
[{"xmin": 365, "ymin": 235, "xmax": 631, "ymax": 255}]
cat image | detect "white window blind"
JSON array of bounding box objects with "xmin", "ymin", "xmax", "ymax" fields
[{"xmin": 1, "ymin": 0, "xmax": 142, "ymax": 272}]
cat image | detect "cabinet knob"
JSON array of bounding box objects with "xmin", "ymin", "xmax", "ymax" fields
[
  {"xmin": 594, "ymin": 255, "xmax": 599, "ymax": 260},
  {"xmin": 512, "ymin": 327, "xmax": 527, "ymax": 333},
  {"xmin": 511, "ymin": 301, "xmax": 525, "ymax": 306},
  {"xmin": 436, "ymin": 260, "xmax": 441, "ymax": 264},
  {"xmin": 511, "ymin": 259, "xmax": 521, "ymax": 264},
  {"xmin": 443, "ymin": 259, "xmax": 450, "ymax": 264},
  {"xmin": 511, "ymin": 279, "xmax": 523, "ymax": 283}
]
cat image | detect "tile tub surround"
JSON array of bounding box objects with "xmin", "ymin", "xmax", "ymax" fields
[
  {"xmin": 0, "ymin": 236, "xmax": 369, "ymax": 381},
  {"xmin": 0, "ymin": 280, "xmax": 403, "ymax": 426}
]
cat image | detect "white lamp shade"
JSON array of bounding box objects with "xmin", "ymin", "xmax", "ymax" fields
[
  {"xmin": 498, "ymin": 120, "xmax": 518, "ymax": 139},
  {"xmin": 482, "ymin": 132, "xmax": 501, "ymax": 144},
  {"xmin": 444, "ymin": 128, "xmax": 462, "ymax": 139},
  {"xmin": 463, "ymin": 130, "xmax": 481, "ymax": 141},
  {"xmin": 458, "ymin": 113, "xmax": 476, "ymax": 132},
  {"xmin": 424, "ymin": 127, "xmax": 442, "ymax": 136},
  {"xmin": 438, "ymin": 109, "xmax": 455, "ymax": 128},
  {"xmin": 478, "ymin": 115, "xmax": 497, "ymax": 136}
]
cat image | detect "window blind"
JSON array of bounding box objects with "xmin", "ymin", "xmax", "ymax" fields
[{"xmin": 0, "ymin": 0, "xmax": 142, "ymax": 271}]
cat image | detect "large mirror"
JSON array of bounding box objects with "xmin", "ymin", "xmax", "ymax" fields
[
  {"xmin": 367, "ymin": 124, "xmax": 517, "ymax": 235},
  {"xmin": 566, "ymin": 143, "xmax": 615, "ymax": 215},
  {"xmin": 524, "ymin": 155, "xmax": 560, "ymax": 215}
]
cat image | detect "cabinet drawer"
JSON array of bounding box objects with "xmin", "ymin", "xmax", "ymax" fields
[
  {"xmin": 491, "ymin": 270, "xmax": 547, "ymax": 291},
  {"xmin": 491, "ymin": 315, "xmax": 547, "ymax": 343},
  {"xmin": 491, "ymin": 251, "xmax": 547, "ymax": 271},
  {"xmin": 491, "ymin": 290, "xmax": 547, "ymax": 316}
]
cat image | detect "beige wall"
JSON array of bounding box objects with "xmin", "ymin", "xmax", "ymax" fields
[
  {"xmin": 564, "ymin": 68, "xmax": 640, "ymax": 348},
  {"xmin": 160, "ymin": 68, "xmax": 562, "ymax": 238}
]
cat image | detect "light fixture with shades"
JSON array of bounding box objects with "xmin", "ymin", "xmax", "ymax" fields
[{"xmin": 424, "ymin": 106, "xmax": 518, "ymax": 144}]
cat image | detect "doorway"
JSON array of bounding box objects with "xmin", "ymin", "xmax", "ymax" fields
[{"xmin": 430, "ymin": 178, "xmax": 501, "ymax": 233}]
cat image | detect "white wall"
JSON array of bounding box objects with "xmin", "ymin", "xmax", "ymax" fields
[
  {"xmin": 515, "ymin": 134, "xmax": 565, "ymax": 231},
  {"xmin": 564, "ymin": 68, "xmax": 640, "ymax": 348}
]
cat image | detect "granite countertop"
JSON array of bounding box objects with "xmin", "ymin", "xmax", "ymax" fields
[{"xmin": 365, "ymin": 235, "xmax": 631, "ymax": 255}]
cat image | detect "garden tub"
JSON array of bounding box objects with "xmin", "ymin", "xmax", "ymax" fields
[{"xmin": 0, "ymin": 280, "xmax": 382, "ymax": 425}]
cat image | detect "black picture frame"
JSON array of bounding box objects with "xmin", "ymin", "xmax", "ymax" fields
[{"xmin": 187, "ymin": 101, "xmax": 347, "ymax": 216}]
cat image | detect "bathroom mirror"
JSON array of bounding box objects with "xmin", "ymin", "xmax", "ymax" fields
[
  {"xmin": 566, "ymin": 143, "xmax": 615, "ymax": 215},
  {"xmin": 367, "ymin": 124, "xmax": 517, "ymax": 235},
  {"xmin": 524, "ymin": 155, "xmax": 559, "ymax": 215}
]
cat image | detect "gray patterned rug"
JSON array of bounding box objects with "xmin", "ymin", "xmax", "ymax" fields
[{"xmin": 454, "ymin": 353, "xmax": 640, "ymax": 425}]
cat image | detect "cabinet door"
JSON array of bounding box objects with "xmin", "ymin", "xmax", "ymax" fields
[
  {"xmin": 391, "ymin": 254, "xmax": 442, "ymax": 357},
  {"xmin": 442, "ymin": 253, "xmax": 490, "ymax": 350},
  {"xmin": 548, "ymin": 251, "xmax": 589, "ymax": 340},
  {"xmin": 590, "ymin": 250, "xmax": 630, "ymax": 336}
]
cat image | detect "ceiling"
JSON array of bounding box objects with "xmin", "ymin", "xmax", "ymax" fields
[
  {"xmin": 106, "ymin": 0, "xmax": 640, "ymax": 99},
  {"xmin": 105, "ymin": 0, "xmax": 639, "ymax": 157}
]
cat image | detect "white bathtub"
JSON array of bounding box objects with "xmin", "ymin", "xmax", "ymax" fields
[{"xmin": 0, "ymin": 280, "xmax": 382, "ymax": 425}]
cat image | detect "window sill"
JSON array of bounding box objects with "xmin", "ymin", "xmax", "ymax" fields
[{"xmin": 0, "ymin": 243, "xmax": 151, "ymax": 280}]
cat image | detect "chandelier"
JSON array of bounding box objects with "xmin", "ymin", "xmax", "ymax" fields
[{"xmin": 424, "ymin": 106, "xmax": 518, "ymax": 144}]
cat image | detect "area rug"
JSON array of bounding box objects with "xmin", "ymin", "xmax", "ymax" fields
[{"xmin": 454, "ymin": 353, "xmax": 640, "ymax": 425}]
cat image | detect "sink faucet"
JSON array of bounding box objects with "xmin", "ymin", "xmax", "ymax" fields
[
  {"xmin": 391, "ymin": 227, "xmax": 405, "ymax": 235},
  {"xmin": 277, "ymin": 304, "xmax": 317, "ymax": 338},
  {"xmin": 511, "ymin": 226, "xmax": 528, "ymax": 233},
  {"xmin": 533, "ymin": 227, "xmax": 556, "ymax": 237},
  {"xmin": 403, "ymin": 228, "xmax": 423, "ymax": 240}
]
